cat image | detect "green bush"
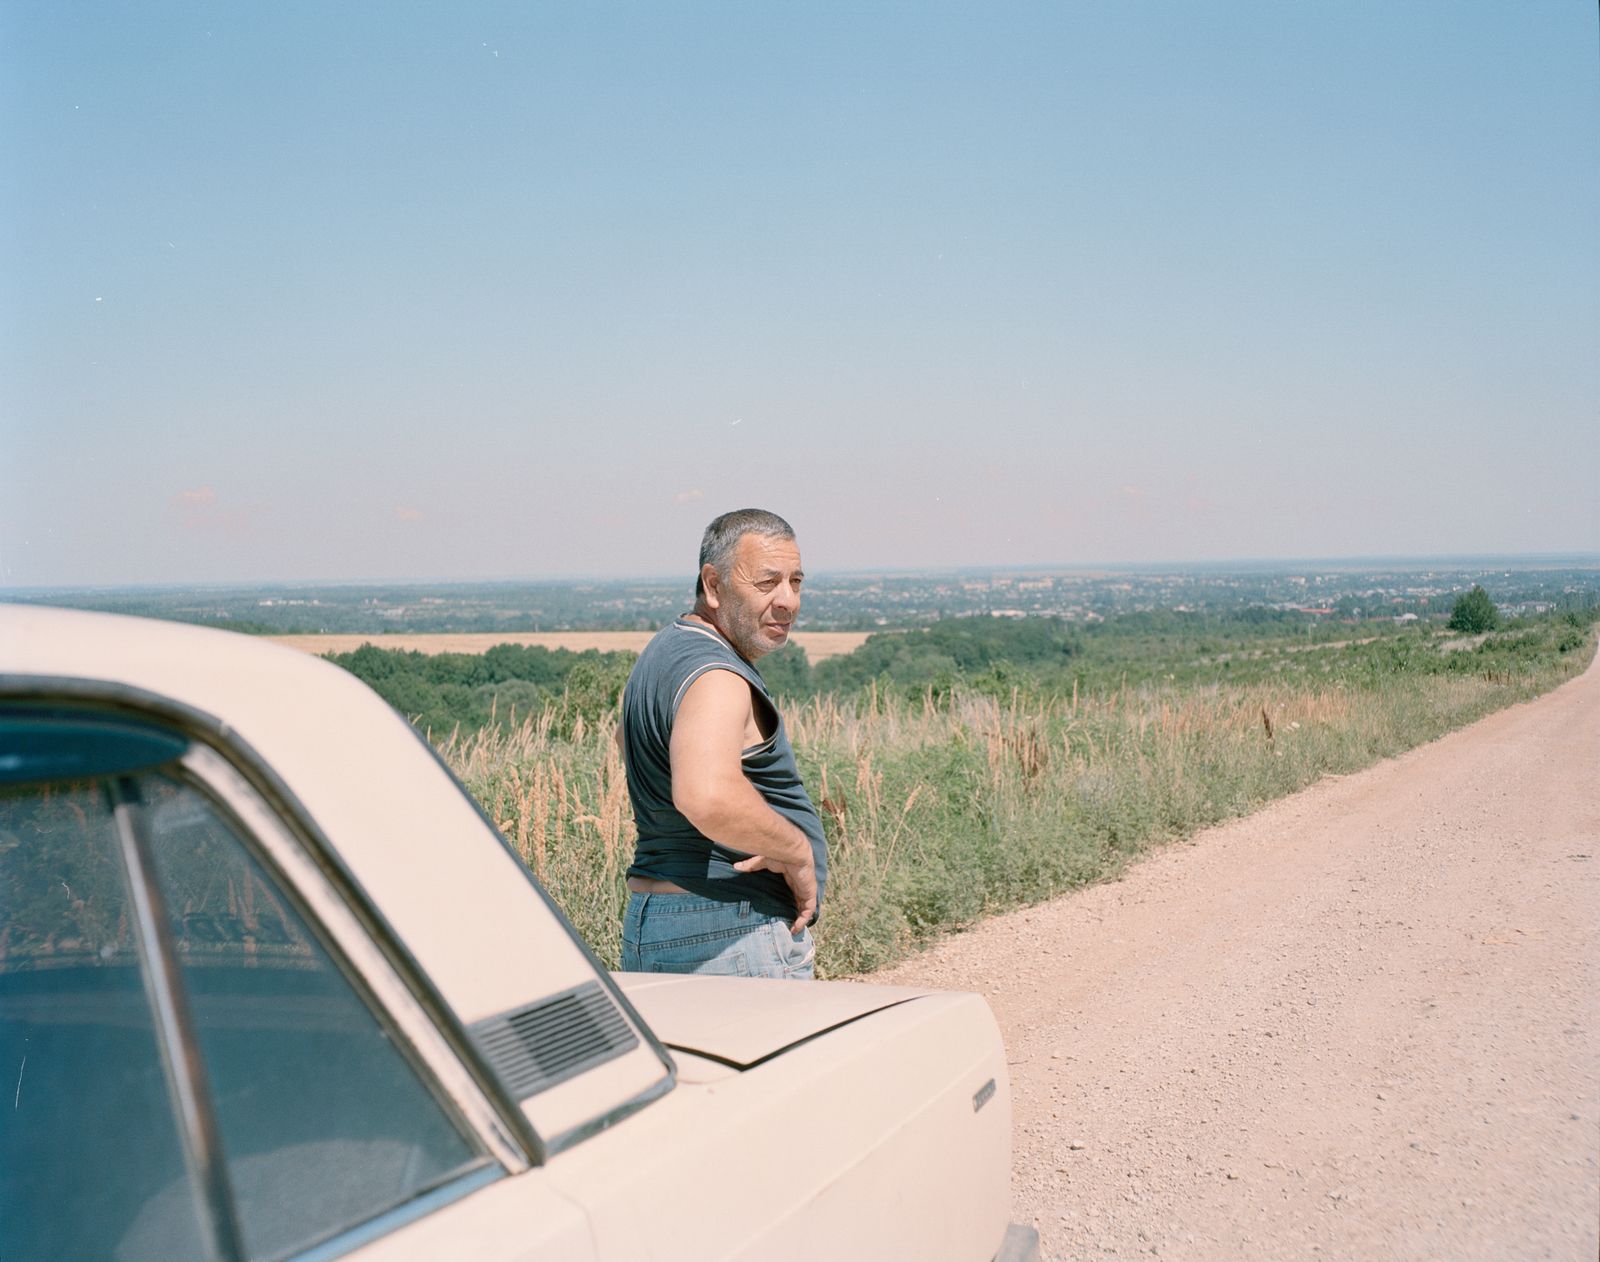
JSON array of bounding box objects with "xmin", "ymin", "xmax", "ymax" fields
[{"xmin": 1448, "ymin": 586, "xmax": 1500, "ymax": 633}]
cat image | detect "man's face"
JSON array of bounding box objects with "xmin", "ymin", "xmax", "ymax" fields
[{"xmin": 705, "ymin": 533, "xmax": 803, "ymax": 662}]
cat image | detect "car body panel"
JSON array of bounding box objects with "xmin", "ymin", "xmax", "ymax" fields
[
  {"xmin": 339, "ymin": 990, "xmax": 1014, "ymax": 1262},
  {"xmin": 544, "ymin": 989, "xmax": 1012, "ymax": 1262}
]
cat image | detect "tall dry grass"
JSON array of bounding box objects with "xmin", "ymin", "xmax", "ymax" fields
[
  {"xmin": 442, "ymin": 710, "xmax": 633, "ymax": 964},
  {"xmin": 442, "ymin": 631, "xmax": 1594, "ymax": 976}
]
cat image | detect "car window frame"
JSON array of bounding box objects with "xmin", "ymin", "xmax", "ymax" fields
[{"xmin": 106, "ymin": 766, "xmax": 251, "ymax": 1261}]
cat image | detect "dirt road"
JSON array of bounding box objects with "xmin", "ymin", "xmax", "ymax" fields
[{"xmin": 876, "ymin": 651, "xmax": 1600, "ymax": 1259}]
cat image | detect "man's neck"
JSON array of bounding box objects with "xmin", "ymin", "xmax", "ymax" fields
[{"xmin": 683, "ymin": 609, "xmax": 753, "ymax": 664}]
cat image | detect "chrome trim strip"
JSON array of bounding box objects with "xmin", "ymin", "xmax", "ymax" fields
[
  {"xmin": 543, "ymin": 1067, "xmax": 676, "ymax": 1159},
  {"xmin": 183, "ymin": 745, "xmax": 531, "ymax": 1175},
  {"xmin": 288, "ymin": 1165, "xmax": 502, "ymax": 1262},
  {"xmin": 111, "ymin": 777, "xmax": 247, "ymax": 1262}
]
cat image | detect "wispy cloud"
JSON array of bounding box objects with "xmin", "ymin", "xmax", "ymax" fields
[
  {"xmin": 392, "ymin": 506, "xmax": 425, "ymax": 523},
  {"xmin": 674, "ymin": 489, "xmax": 704, "ymax": 504},
  {"xmin": 171, "ymin": 486, "xmax": 265, "ymax": 535}
]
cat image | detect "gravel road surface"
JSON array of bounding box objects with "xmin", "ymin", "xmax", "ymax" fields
[{"xmin": 875, "ymin": 652, "xmax": 1600, "ymax": 1259}]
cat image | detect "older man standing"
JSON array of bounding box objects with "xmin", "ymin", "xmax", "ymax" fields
[{"xmin": 618, "ymin": 508, "xmax": 827, "ymax": 978}]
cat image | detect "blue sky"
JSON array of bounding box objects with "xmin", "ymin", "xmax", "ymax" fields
[{"xmin": 3, "ymin": 2, "xmax": 1596, "ymax": 586}]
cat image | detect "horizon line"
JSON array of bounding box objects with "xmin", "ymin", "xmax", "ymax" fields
[{"xmin": 5, "ymin": 550, "xmax": 1599, "ymax": 596}]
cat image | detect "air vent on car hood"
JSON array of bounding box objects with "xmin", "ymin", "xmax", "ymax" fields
[{"xmin": 470, "ymin": 980, "xmax": 639, "ymax": 1100}]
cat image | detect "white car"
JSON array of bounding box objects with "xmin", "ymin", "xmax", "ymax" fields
[{"xmin": 0, "ymin": 605, "xmax": 1037, "ymax": 1262}]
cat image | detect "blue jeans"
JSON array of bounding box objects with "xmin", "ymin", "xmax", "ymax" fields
[{"xmin": 620, "ymin": 891, "xmax": 816, "ymax": 979}]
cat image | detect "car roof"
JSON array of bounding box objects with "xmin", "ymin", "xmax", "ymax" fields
[
  {"xmin": 2, "ymin": 600, "xmax": 366, "ymax": 716},
  {"xmin": 0, "ymin": 603, "xmax": 597, "ymax": 1027}
]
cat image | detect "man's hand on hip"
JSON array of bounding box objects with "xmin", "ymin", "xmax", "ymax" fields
[{"xmin": 731, "ymin": 854, "xmax": 817, "ymax": 935}]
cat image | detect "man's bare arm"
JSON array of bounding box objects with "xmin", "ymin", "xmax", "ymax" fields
[{"xmin": 669, "ymin": 668, "xmax": 816, "ymax": 930}]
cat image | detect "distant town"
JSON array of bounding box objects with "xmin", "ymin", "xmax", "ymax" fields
[{"xmin": 8, "ymin": 556, "xmax": 1597, "ymax": 636}]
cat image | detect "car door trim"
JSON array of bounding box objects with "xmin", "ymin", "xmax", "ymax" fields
[{"xmin": 110, "ymin": 773, "xmax": 249, "ymax": 1262}]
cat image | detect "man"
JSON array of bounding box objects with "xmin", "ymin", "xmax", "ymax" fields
[{"xmin": 618, "ymin": 508, "xmax": 827, "ymax": 978}]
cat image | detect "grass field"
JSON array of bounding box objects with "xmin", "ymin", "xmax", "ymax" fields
[{"xmin": 437, "ymin": 617, "xmax": 1598, "ymax": 977}]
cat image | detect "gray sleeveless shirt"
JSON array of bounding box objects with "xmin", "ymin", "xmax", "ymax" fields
[{"xmin": 621, "ymin": 618, "xmax": 827, "ymax": 922}]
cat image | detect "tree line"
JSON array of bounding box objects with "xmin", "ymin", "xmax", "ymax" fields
[{"xmin": 329, "ymin": 599, "xmax": 1596, "ymax": 736}]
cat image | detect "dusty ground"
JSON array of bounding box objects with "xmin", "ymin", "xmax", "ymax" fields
[
  {"xmin": 876, "ymin": 652, "xmax": 1600, "ymax": 1260},
  {"xmin": 268, "ymin": 629, "xmax": 873, "ymax": 663}
]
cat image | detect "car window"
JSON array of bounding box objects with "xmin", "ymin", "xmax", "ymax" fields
[
  {"xmin": 0, "ymin": 778, "xmax": 211, "ymax": 1262},
  {"xmin": 129, "ymin": 770, "xmax": 484, "ymax": 1260},
  {"xmin": 1, "ymin": 737, "xmax": 488, "ymax": 1262}
]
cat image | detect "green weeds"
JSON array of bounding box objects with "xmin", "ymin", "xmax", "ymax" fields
[{"xmin": 440, "ymin": 616, "xmax": 1596, "ymax": 976}]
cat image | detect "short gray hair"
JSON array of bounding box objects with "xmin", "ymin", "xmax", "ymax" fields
[{"xmin": 696, "ymin": 508, "xmax": 796, "ymax": 598}]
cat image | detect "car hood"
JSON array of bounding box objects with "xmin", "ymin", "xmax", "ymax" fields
[{"xmin": 613, "ymin": 974, "xmax": 933, "ymax": 1068}]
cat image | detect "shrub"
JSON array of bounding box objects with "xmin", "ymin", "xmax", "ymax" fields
[{"xmin": 1447, "ymin": 586, "xmax": 1500, "ymax": 633}]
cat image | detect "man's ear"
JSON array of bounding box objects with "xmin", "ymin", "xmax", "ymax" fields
[{"xmin": 699, "ymin": 563, "xmax": 722, "ymax": 609}]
